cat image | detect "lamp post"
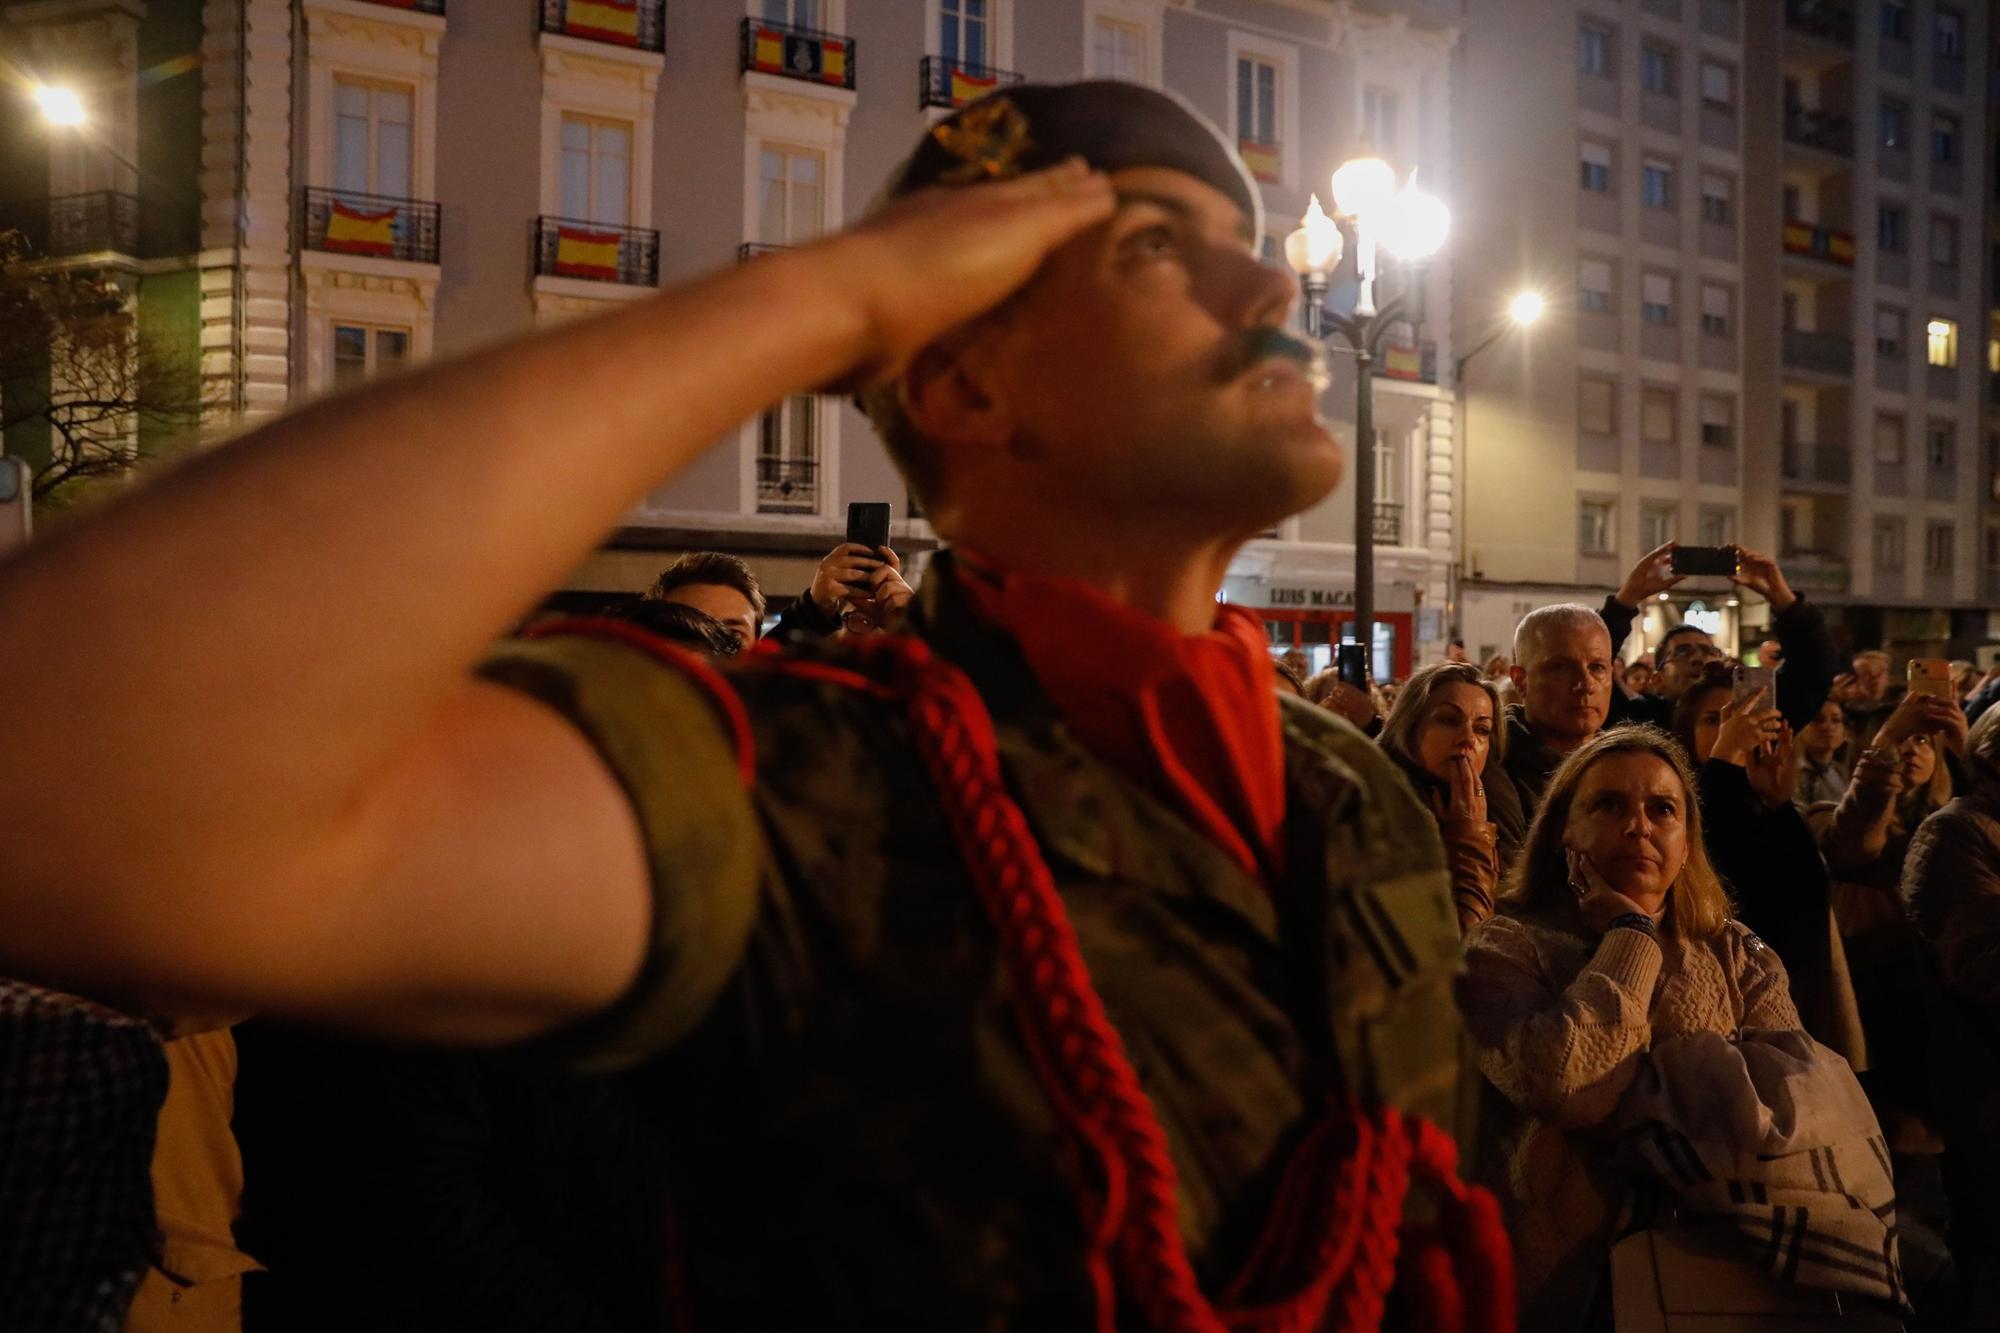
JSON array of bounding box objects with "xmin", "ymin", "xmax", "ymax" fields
[
  {"xmin": 1286, "ymin": 159, "xmax": 1448, "ymax": 676},
  {"xmin": 1449, "ymin": 289, "xmax": 1543, "ymax": 640}
]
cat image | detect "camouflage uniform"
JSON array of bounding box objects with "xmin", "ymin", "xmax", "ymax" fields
[{"xmin": 483, "ymin": 553, "xmax": 1468, "ymax": 1330}]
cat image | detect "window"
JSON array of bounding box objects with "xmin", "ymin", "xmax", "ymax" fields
[
  {"xmin": 1640, "ymin": 43, "xmax": 1676, "ymax": 95},
  {"xmin": 756, "ymin": 397, "xmax": 819, "ymax": 513},
  {"xmin": 1091, "ymin": 16, "xmax": 1145, "ymax": 79},
  {"xmin": 1880, "ymin": 98, "xmax": 1909, "ymax": 150},
  {"xmin": 1641, "ymin": 271, "xmax": 1673, "ymax": 324},
  {"xmin": 1928, "ymin": 317, "xmax": 1958, "ymax": 367},
  {"xmin": 1989, "ymin": 337, "xmax": 2000, "ymax": 374},
  {"xmin": 1640, "ymin": 503, "xmax": 1677, "ymax": 551},
  {"xmin": 559, "ymin": 115, "xmax": 630, "ymax": 225},
  {"xmin": 1700, "ymin": 393, "xmax": 1734, "ymax": 448},
  {"xmin": 1579, "ymin": 141, "xmax": 1613, "ymax": 193},
  {"xmin": 334, "ymin": 78, "xmax": 413, "ymax": 198},
  {"xmin": 1932, "ymin": 214, "xmax": 1960, "ymax": 266},
  {"xmin": 758, "ymin": 145, "xmax": 824, "ymax": 245},
  {"xmin": 1579, "ymin": 375, "xmax": 1617, "ymax": 434},
  {"xmin": 1700, "ymin": 283, "xmax": 1731, "ymax": 337},
  {"xmin": 1579, "ymin": 499, "xmax": 1615, "ymax": 555},
  {"xmin": 1927, "ymin": 522, "xmax": 1955, "ymax": 573},
  {"xmin": 1641, "ymin": 386, "xmax": 1677, "ymax": 442},
  {"xmin": 1882, "ymin": 0, "xmax": 1910, "ymax": 41},
  {"xmin": 1928, "ymin": 421, "xmax": 1957, "ymax": 470},
  {"xmin": 1236, "ymin": 54, "xmax": 1279, "ymax": 146},
  {"xmin": 1578, "ymin": 22, "xmax": 1611, "ymax": 77},
  {"xmin": 1876, "ymin": 306, "xmax": 1907, "ymax": 358},
  {"xmin": 1933, "ymin": 113, "xmax": 1960, "ymax": 164},
  {"xmin": 1874, "ymin": 413, "xmax": 1906, "ymax": 464},
  {"xmin": 331, "ymin": 322, "xmax": 409, "ymax": 390},
  {"xmin": 1579, "ymin": 256, "xmax": 1613, "ymax": 313},
  {"xmin": 1699, "ymin": 60, "xmax": 1733, "ymax": 108},
  {"xmin": 1986, "ymin": 526, "xmax": 2000, "ymax": 571},
  {"xmin": 1879, "ymin": 202, "xmax": 1907, "ymax": 253},
  {"xmin": 1641, "ymin": 156, "xmax": 1675, "ymax": 209},
  {"xmin": 1936, "ymin": 7, "xmax": 1964, "ymax": 58},
  {"xmin": 1700, "ymin": 172, "xmax": 1732, "ymax": 224},
  {"xmin": 1874, "ymin": 519, "xmax": 1906, "ymax": 570},
  {"xmin": 940, "ymin": 0, "xmax": 989, "ymax": 66},
  {"xmin": 762, "ymin": 0, "xmax": 821, "ymax": 24},
  {"xmin": 1362, "ymin": 87, "xmax": 1399, "ymax": 156},
  {"xmin": 1699, "ymin": 507, "xmax": 1735, "ymax": 547}
]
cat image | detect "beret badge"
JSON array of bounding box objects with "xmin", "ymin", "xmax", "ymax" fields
[{"xmin": 931, "ymin": 96, "xmax": 1033, "ymax": 184}]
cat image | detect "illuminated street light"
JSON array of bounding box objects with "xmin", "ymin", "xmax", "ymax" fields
[
  {"xmin": 34, "ymin": 84, "xmax": 86, "ymax": 128},
  {"xmin": 1508, "ymin": 290, "xmax": 1546, "ymax": 326}
]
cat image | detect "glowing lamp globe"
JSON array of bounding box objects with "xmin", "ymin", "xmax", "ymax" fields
[
  {"xmin": 1508, "ymin": 291, "xmax": 1546, "ymax": 326},
  {"xmin": 1284, "ymin": 194, "xmax": 1344, "ymax": 276},
  {"xmin": 1330, "ymin": 156, "xmax": 1397, "ymax": 220},
  {"xmin": 1381, "ymin": 187, "xmax": 1450, "ymax": 262},
  {"xmin": 34, "ymin": 85, "xmax": 86, "ymax": 128}
]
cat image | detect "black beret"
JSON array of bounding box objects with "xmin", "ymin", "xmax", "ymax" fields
[{"xmin": 879, "ymin": 80, "xmax": 1263, "ymax": 238}]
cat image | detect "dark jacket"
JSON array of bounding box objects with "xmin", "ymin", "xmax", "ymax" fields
[
  {"xmin": 1602, "ymin": 593, "xmax": 1839, "ymax": 733},
  {"xmin": 770, "ymin": 588, "xmax": 841, "ymax": 640},
  {"xmin": 1499, "ymin": 705, "xmax": 1571, "ymax": 820},
  {"xmin": 1385, "ymin": 749, "xmax": 1527, "ymax": 931}
]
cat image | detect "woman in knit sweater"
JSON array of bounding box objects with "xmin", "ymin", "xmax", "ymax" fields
[
  {"xmin": 1461, "ymin": 726, "xmax": 1883, "ymax": 1329},
  {"xmin": 1376, "ymin": 662, "xmax": 1527, "ymax": 932}
]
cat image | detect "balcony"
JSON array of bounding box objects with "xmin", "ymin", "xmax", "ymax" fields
[
  {"xmin": 740, "ymin": 16, "xmax": 854, "ymax": 90},
  {"xmin": 301, "ymin": 188, "xmax": 440, "ymax": 265},
  {"xmin": 533, "ymin": 216, "xmax": 658, "ymax": 287},
  {"xmin": 1371, "ymin": 502, "xmax": 1406, "ymax": 545},
  {"xmin": 540, "ymin": 0, "xmax": 664, "ymax": 54},
  {"xmin": 919, "ymin": 55, "xmax": 1023, "ymax": 110},
  {"xmin": 1781, "ymin": 219, "xmax": 1856, "ymax": 266},
  {"xmin": 736, "ymin": 242, "xmax": 789, "ymax": 262},
  {"xmin": 1783, "ymin": 327, "xmax": 1854, "ymax": 377},
  {"xmin": 1781, "ymin": 550, "xmax": 1852, "ymax": 594},
  {"xmin": 755, "ymin": 455, "xmax": 818, "ymax": 513},
  {"xmin": 0, "ymin": 190, "xmax": 139, "ymax": 259},
  {"xmin": 1784, "ymin": 0, "xmax": 1853, "ymax": 46},
  {"xmin": 1784, "ymin": 105, "xmax": 1854, "ymax": 157},
  {"xmin": 1781, "ymin": 440, "xmax": 1853, "ymax": 485},
  {"xmin": 1378, "ymin": 341, "xmax": 1438, "ymax": 386}
]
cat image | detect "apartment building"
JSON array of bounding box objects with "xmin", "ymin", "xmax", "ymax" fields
[
  {"xmin": 1457, "ymin": 0, "xmax": 1997, "ymax": 666},
  {"xmin": 0, "ymin": 0, "xmax": 1462, "ymax": 669}
]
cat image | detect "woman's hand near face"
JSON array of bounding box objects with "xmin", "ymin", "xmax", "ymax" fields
[
  {"xmin": 1429, "ymin": 753, "xmax": 1488, "ymax": 825},
  {"xmin": 1569, "ymin": 848, "xmax": 1657, "ymax": 934}
]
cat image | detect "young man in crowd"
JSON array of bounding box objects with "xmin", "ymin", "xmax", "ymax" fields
[
  {"xmin": 642, "ymin": 551, "xmax": 765, "ymax": 649},
  {"xmin": 0, "ymin": 84, "xmax": 1486, "ymax": 1329}
]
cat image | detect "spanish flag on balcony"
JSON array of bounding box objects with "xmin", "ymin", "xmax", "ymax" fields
[
  {"xmin": 324, "ymin": 200, "xmax": 397, "ymax": 257},
  {"xmin": 948, "ymin": 65, "xmax": 998, "ymax": 106},
  {"xmin": 820, "ymin": 37, "xmax": 847, "ymax": 85},
  {"xmin": 554, "ymin": 224, "xmax": 621, "ymax": 281},
  {"xmin": 1826, "ymin": 230, "xmax": 1856, "ymax": 264},
  {"xmin": 1238, "ymin": 139, "xmax": 1280, "ymax": 184},
  {"xmin": 565, "ymin": 0, "xmax": 640, "ymax": 46},
  {"xmin": 1781, "ymin": 220, "xmax": 1815, "ymax": 256},
  {"xmin": 1381, "ymin": 343, "xmax": 1424, "ymax": 382}
]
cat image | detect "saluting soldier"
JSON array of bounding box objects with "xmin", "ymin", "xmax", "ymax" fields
[{"xmin": 0, "ymin": 84, "xmax": 1505, "ymax": 1330}]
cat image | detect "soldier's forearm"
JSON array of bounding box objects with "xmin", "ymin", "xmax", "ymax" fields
[{"xmin": 0, "ymin": 243, "xmax": 863, "ymax": 900}]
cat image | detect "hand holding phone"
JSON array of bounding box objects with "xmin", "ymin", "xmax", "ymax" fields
[
  {"xmin": 1732, "ymin": 664, "xmax": 1775, "ymax": 708},
  {"xmin": 1670, "ymin": 545, "xmax": 1739, "ymax": 578},
  {"xmin": 1908, "ymin": 658, "xmax": 1954, "ymax": 700}
]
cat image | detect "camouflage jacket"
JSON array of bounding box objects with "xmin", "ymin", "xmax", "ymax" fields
[{"xmin": 484, "ymin": 554, "xmax": 1467, "ymax": 1331}]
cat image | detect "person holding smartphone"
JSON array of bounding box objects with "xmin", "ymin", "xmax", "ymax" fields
[{"xmin": 773, "ymin": 540, "xmax": 915, "ymax": 639}]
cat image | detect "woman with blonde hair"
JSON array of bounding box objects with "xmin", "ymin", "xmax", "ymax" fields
[
  {"xmin": 1375, "ymin": 661, "xmax": 1526, "ymax": 931},
  {"xmin": 1463, "ymin": 726, "xmax": 1900, "ymax": 1329}
]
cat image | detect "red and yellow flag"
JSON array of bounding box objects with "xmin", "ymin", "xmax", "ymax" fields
[
  {"xmin": 1826, "ymin": 229, "xmax": 1856, "ymax": 264},
  {"xmin": 949, "ymin": 66, "xmax": 998, "ymax": 106},
  {"xmin": 324, "ymin": 200, "xmax": 397, "ymax": 257},
  {"xmin": 1781, "ymin": 221, "xmax": 1814, "ymax": 255},
  {"xmin": 554, "ymin": 224, "xmax": 621, "ymax": 281},
  {"xmin": 751, "ymin": 24, "xmax": 785, "ymax": 72},
  {"xmin": 1381, "ymin": 343, "xmax": 1424, "ymax": 381},
  {"xmin": 1238, "ymin": 139, "xmax": 1280, "ymax": 184},
  {"xmin": 565, "ymin": 0, "xmax": 639, "ymax": 46},
  {"xmin": 820, "ymin": 38, "xmax": 847, "ymax": 85}
]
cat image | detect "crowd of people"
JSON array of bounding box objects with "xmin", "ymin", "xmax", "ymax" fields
[{"xmin": 7, "ymin": 77, "xmax": 2000, "ymax": 1333}]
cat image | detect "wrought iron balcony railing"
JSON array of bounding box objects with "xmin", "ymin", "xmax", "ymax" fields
[
  {"xmin": 1782, "ymin": 219, "xmax": 1856, "ymax": 265},
  {"xmin": 533, "ymin": 216, "xmax": 658, "ymax": 286},
  {"xmin": 301, "ymin": 187, "xmax": 440, "ymax": 265},
  {"xmin": 740, "ymin": 16, "xmax": 854, "ymax": 89},
  {"xmin": 736, "ymin": 242, "xmax": 790, "ymax": 262},
  {"xmin": 540, "ymin": 0, "xmax": 663, "ymax": 53},
  {"xmin": 1784, "ymin": 0, "xmax": 1854, "ymax": 45},
  {"xmin": 1781, "ymin": 440, "xmax": 1854, "ymax": 484},
  {"xmin": 919, "ymin": 55, "xmax": 1023, "ymax": 110},
  {"xmin": 0, "ymin": 191, "xmax": 139, "ymax": 258},
  {"xmin": 1372, "ymin": 502, "xmax": 1405, "ymax": 545},
  {"xmin": 1782, "ymin": 327, "xmax": 1854, "ymax": 376},
  {"xmin": 1784, "ymin": 105, "xmax": 1854, "ymax": 156},
  {"xmin": 755, "ymin": 455, "xmax": 818, "ymax": 512}
]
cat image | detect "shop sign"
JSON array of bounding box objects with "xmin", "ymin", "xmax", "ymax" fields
[{"xmin": 1223, "ymin": 577, "xmax": 1418, "ymax": 613}]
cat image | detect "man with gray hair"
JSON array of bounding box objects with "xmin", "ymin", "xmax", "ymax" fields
[{"xmin": 1500, "ymin": 602, "xmax": 1617, "ymax": 813}]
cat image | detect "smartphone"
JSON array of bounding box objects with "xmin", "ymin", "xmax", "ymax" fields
[
  {"xmin": 1908, "ymin": 658, "xmax": 1955, "ymax": 700},
  {"xmin": 1670, "ymin": 545, "xmax": 1738, "ymax": 577},
  {"xmin": 845, "ymin": 501, "xmax": 892, "ymax": 553},
  {"xmin": 1733, "ymin": 664, "xmax": 1775, "ymax": 707},
  {"xmin": 1337, "ymin": 642, "xmax": 1369, "ymax": 690}
]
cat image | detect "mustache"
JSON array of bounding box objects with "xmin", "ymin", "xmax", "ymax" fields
[{"xmin": 1214, "ymin": 326, "xmax": 1328, "ymax": 390}]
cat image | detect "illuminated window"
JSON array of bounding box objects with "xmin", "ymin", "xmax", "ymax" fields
[{"xmin": 1928, "ymin": 317, "xmax": 1958, "ymax": 367}]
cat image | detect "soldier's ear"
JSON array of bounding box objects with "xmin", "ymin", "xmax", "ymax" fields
[{"xmin": 902, "ymin": 334, "xmax": 1013, "ymax": 456}]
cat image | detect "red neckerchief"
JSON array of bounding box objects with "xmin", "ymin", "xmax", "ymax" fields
[{"xmin": 956, "ymin": 555, "xmax": 1286, "ymax": 885}]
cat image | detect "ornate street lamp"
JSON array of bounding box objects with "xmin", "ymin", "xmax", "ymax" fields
[{"xmin": 1287, "ymin": 158, "xmax": 1448, "ymax": 674}]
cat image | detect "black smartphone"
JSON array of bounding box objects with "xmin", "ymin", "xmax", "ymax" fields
[
  {"xmin": 1670, "ymin": 545, "xmax": 1738, "ymax": 577},
  {"xmin": 1337, "ymin": 642, "xmax": 1368, "ymax": 690},
  {"xmin": 845, "ymin": 501, "xmax": 891, "ymax": 553}
]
